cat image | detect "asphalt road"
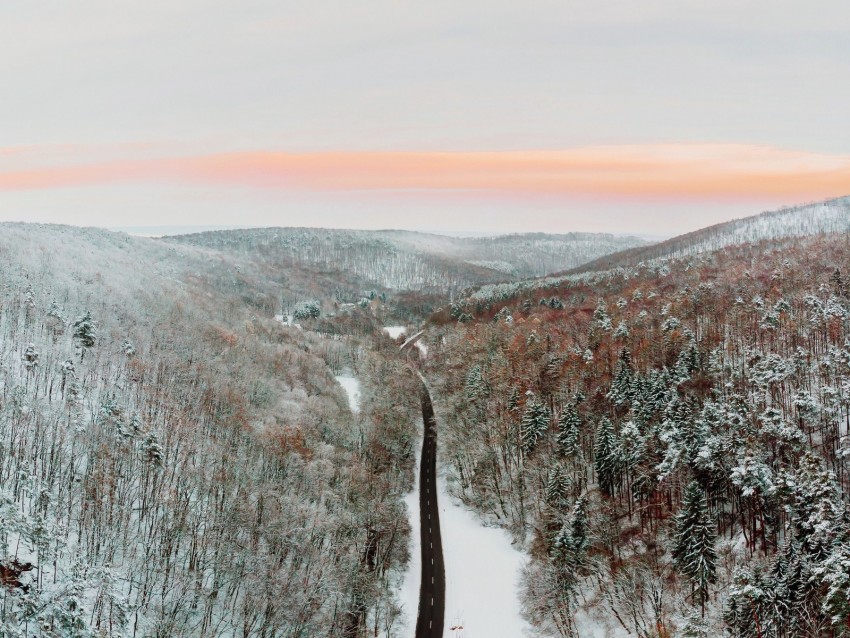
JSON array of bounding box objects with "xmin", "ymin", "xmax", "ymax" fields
[{"xmin": 415, "ymin": 383, "xmax": 445, "ymax": 638}]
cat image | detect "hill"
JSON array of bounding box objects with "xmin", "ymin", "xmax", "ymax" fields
[
  {"xmin": 0, "ymin": 223, "xmax": 420, "ymax": 637},
  {"xmin": 422, "ymin": 224, "xmax": 850, "ymax": 637},
  {"xmin": 164, "ymin": 227, "xmax": 648, "ymax": 295},
  {"xmin": 571, "ymin": 196, "xmax": 850, "ymax": 274}
]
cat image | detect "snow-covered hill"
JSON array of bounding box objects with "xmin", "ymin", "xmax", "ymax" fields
[
  {"xmin": 574, "ymin": 196, "xmax": 850, "ymax": 273},
  {"xmin": 165, "ymin": 228, "xmax": 648, "ymax": 293},
  {"xmin": 0, "ymin": 223, "xmax": 418, "ymax": 637}
]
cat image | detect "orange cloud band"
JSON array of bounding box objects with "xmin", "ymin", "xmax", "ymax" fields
[{"xmin": 0, "ymin": 144, "xmax": 848, "ymax": 201}]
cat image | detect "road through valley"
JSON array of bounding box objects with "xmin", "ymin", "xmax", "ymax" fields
[{"xmin": 414, "ymin": 381, "xmax": 445, "ymax": 638}]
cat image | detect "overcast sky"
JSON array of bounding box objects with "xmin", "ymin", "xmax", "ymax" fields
[{"xmin": 2, "ymin": 1, "xmax": 849, "ymax": 235}]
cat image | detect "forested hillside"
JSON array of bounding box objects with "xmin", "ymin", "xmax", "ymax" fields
[
  {"xmin": 574, "ymin": 196, "xmax": 850, "ymax": 274},
  {"xmin": 425, "ymin": 223, "xmax": 850, "ymax": 636},
  {"xmin": 0, "ymin": 224, "xmax": 421, "ymax": 637},
  {"xmin": 166, "ymin": 228, "xmax": 647, "ymax": 295}
]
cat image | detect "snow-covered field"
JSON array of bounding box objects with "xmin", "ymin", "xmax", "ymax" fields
[
  {"xmin": 335, "ymin": 374, "xmax": 361, "ymax": 413},
  {"xmin": 383, "ymin": 325, "xmax": 408, "ymax": 339},
  {"xmin": 438, "ymin": 474, "xmax": 535, "ymax": 638}
]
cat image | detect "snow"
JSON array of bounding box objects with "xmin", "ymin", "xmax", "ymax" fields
[
  {"xmin": 384, "ymin": 326, "xmax": 408, "ymax": 339},
  {"xmin": 437, "ymin": 474, "xmax": 535, "ymax": 638},
  {"xmin": 334, "ymin": 374, "xmax": 361, "ymax": 413},
  {"xmin": 274, "ymin": 313, "xmax": 302, "ymax": 330},
  {"xmin": 400, "ymin": 330, "xmax": 428, "ymax": 358},
  {"xmin": 397, "ymin": 439, "xmax": 423, "ymax": 636}
]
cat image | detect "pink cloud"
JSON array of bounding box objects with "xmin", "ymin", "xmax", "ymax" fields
[{"xmin": 0, "ymin": 144, "xmax": 848, "ymax": 202}]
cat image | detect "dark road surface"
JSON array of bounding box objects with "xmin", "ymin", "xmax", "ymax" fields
[{"xmin": 415, "ymin": 382, "xmax": 445, "ymax": 638}]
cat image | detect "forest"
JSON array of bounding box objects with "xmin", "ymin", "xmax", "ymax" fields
[
  {"xmin": 425, "ymin": 223, "xmax": 850, "ymax": 636},
  {"xmin": 0, "ymin": 224, "xmax": 422, "ymax": 637},
  {"xmin": 4, "ymin": 199, "xmax": 850, "ymax": 637}
]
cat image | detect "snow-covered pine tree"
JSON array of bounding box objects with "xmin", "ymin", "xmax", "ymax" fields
[
  {"xmin": 293, "ymin": 299, "xmax": 321, "ymax": 320},
  {"xmin": 608, "ymin": 349, "xmax": 634, "ymax": 406},
  {"xmin": 22, "ymin": 343, "xmax": 39, "ymax": 371},
  {"xmin": 681, "ymin": 613, "xmax": 710, "ymax": 638},
  {"xmin": 673, "ymin": 480, "xmax": 717, "ymax": 616},
  {"xmin": 556, "ymin": 401, "xmax": 581, "ymax": 457},
  {"xmin": 465, "ymin": 364, "xmax": 488, "ymax": 402},
  {"xmin": 141, "ymin": 431, "xmax": 164, "ymax": 467},
  {"xmin": 791, "ymin": 452, "xmax": 846, "ymax": 559},
  {"xmin": 613, "ymin": 319, "xmax": 629, "ymax": 339},
  {"xmin": 507, "ymin": 386, "xmax": 520, "ymax": 412},
  {"xmin": 724, "ymin": 567, "xmax": 772, "ymax": 638},
  {"xmin": 73, "ymin": 311, "xmax": 96, "ymax": 361},
  {"xmin": 545, "ymin": 464, "xmax": 572, "ymax": 508},
  {"xmin": 594, "ymin": 418, "xmax": 620, "ymax": 497},
  {"xmin": 593, "ymin": 298, "xmax": 613, "ymax": 331},
  {"xmin": 521, "ymin": 393, "xmax": 551, "ymax": 455},
  {"xmin": 552, "ymin": 496, "xmax": 589, "ymax": 571}
]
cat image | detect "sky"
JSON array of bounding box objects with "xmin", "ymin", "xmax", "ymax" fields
[{"xmin": 1, "ymin": 0, "xmax": 849, "ymax": 236}]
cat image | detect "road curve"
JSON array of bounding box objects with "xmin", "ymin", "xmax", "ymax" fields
[{"xmin": 415, "ymin": 381, "xmax": 445, "ymax": 638}]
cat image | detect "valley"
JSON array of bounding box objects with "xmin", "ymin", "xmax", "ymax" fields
[{"xmin": 2, "ymin": 200, "xmax": 850, "ymax": 637}]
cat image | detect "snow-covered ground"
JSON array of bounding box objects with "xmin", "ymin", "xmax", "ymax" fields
[
  {"xmin": 383, "ymin": 325, "xmax": 407, "ymax": 339},
  {"xmin": 335, "ymin": 374, "xmax": 361, "ymax": 413},
  {"xmin": 274, "ymin": 313, "xmax": 302, "ymax": 329},
  {"xmin": 438, "ymin": 475, "xmax": 535, "ymax": 638},
  {"xmin": 397, "ymin": 439, "xmax": 422, "ymax": 636},
  {"xmin": 400, "ymin": 330, "xmax": 429, "ymax": 358}
]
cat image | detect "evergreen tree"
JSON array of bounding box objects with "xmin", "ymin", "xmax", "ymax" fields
[
  {"xmin": 673, "ymin": 481, "xmax": 717, "ymax": 615},
  {"xmin": 792, "ymin": 452, "xmax": 845, "ymax": 559},
  {"xmin": 293, "ymin": 300, "xmax": 321, "ymax": 320},
  {"xmin": 608, "ymin": 349, "xmax": 634, "ymax": 406},
  {"xmin": 613, "ymin": 319, "xmax": 629, "ymax": 339},
  {"xmin": 22, "ymin": 343, "xmax": 39, "ymax": 371},
  {"xmin": 521, "ymin": 393, "xmax": 550, "ymax": 455},
  {"xmin": 674, "ymin": 339, "xmax": 700, "ymax": 382},
  {"xmin": 556, "ymin": 402, "xmax": 581, "ymax": 457},
  {"xmin": 724, "ymin": 567, "xmax": 771, "ymax": 638},
  {"xmin": 507, "ymin": 386, "xmax": 520, "ymax": 412},
  {"xmin": 768, "ymin": 540, "xmax": 809, "ymax": 633},
  {"xmin": 141, "ymin": 431, "xmax": 164, "ymax": 467},
  {"xmin": 545, "ymin": 464, "xmax": 572, "ymax": 508},
  {"xmin": 818, "ymin": 540, "xmax": 850, "ymax": 629},
  {"xmin": 73, "ymin": 311, "xmax": 96, "ymax": 361},
  {"xmin": 593, "ymin": 298, "xmax": 613, "ymax": 331},
  {"xmin": 831, "ymin": 267, "xmax": 846, "ymax": 297},
  {"xmin": 594, "ymin": 418, "xmax": 620, "ymax": 497},
  {"xmin": 465, "ymin": 364, "xmax": 488, "ymax": 402},
  {"xmin": 552, "ymin": 496, "xmax": 589, "ymax": 571},
  {"xmin": 23, "ymin": 283, "xmax": 36, "ymax": 311},
  {"xmin": 39, "ymin": 560, "xmax": 95, "ymax": 638},
  {"xmin": 121, "ymin": 339, "xmax": 136, "ymax": 357}
]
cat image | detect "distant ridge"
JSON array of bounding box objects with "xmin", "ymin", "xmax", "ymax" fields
[
  {"xmin": 166, "ymin": 227, "xmax": 649, "ymax": 291},
  {"xmin": 111, "ymin": 224, "xmax": 259, "ymax": 237},
  {"xmin": 569, "ymin": 196, "xmax": 850, "ymax": 274}
]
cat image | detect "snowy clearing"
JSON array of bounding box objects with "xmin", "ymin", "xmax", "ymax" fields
[
  {"xmin": 334, "ymin": 374, "xmax": 361, "ymax": 413},
  {"xmin": 438, "ymin": 474, "xmax": 535, "ymax": 638},
  {"xmin": 274, "ymin": 313, "xmax": 302, "ymax": 330},
  {"xmin": 383, "ymin": 325, "xmax": 407, "ymax": 339}
]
